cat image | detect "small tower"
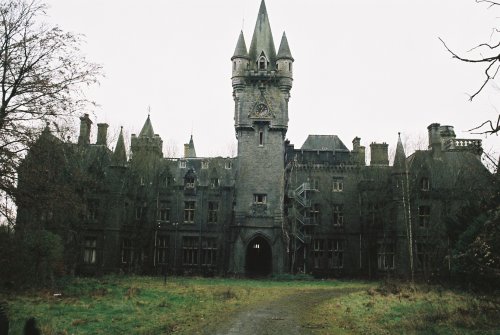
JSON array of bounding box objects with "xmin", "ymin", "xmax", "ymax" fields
[
  {"xmin": 131, "ymin": 115, "xmax": 163, "ymax": 159},
  {"xmin": 276, "ymin": 32, "xmax": 294, "ymax": 90}
]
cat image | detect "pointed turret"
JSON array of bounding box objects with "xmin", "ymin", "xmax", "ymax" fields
[
  {"xmin": 139, "ymin": 115, "xmax": 154, "ymax": 138},
  {"xmin": 277, "ymin": 32, "xmax": 293, "ymax": 61},
  {"xmin": 113, "ymin": 126, "xmax": 127, "ymax": 165},
  {"xmin": 184, "ymin": 135, "xmax": 197, "ymax": 158},
  {"xmin": 393, "ymin": 133, "xmax": 407, "ymax": 171},
  {"xmin": 248, "ymin": 0, "xmax": 276, "ymax": 69},
  {"xmin": 232, "ymin": 31, "xmax": 249, "ymax": 60}
]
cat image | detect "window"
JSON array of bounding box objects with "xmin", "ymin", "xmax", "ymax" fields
[
  {"xmin": 210, "ymin": 178, "xmax": 219, "ymax": 188},
  {"xmin": 135, "ymin": 206, "xmax": 146, "ymax": 220},
  {"xmin": 289, "ymin": 62, "xmax": 292, "ymax": 71},
  {"xmin": 185, "ymin": 176, "xmax": 195, "ymax": 189},
  {"xmin": 202, "ymin": 161, "xmax": 209, "ymax": 169},
  {"xmin": 201, "ymin": 238, "xmax": 217, "ymax": 266},
  {"xmin": 183, "ymin": 237, "xmax": 198, "ymax": 265},
  {"xmin": 208, "ymin": 202, "xmax": 219, "ymax": 224},
  {"xmin": 179, "ymin": 160, "xmax": 186, "ymax": 168},
  {"xmin": 313, "ymin": 239, "xmax": 325, "ymax": 269},
  {"xmin": 328, "ymin": 239, "xmax": 344, "ymax": 269},
  {"xmin": 156, "ymin": 236, "xmax": 168, "ymax": 265},
  {"xmin": 87, "ymin": 199, "xmax": 99, "ymax": 220},
  {"xmin": 421, "ymin": 177, "xmax": 430, "ymax": 191},
  {"xmin": 258, "ymin": 56, "xmax": 267, "ymax": 70},
  {"xmin": 83, "ymin": 237, "xmax": 97, "ymax": 264},
  {"xmin": 254, "ymin": 194, "xmax": 267, "ymax": 204},
  {"xmin": 310, "ymin": 204, "xmax": 320, "ymax": 224},
  {"xmin": 367, "ymin": 203, "xmax": 380, "ymax": 226},
  {"xmin": 259, "ymin": 131, "xmax": 264, "ymax": 146},
  {"xmin": 377, "ymin": 242, "xmax": 395, "ymax": 270},
  {"xmin": 121, "ymin": 238, "xmax": 133, "ymax": 264},
  {"xmin": 225, "ymin": 160, "xmax": 232, "ymax": 169},
  {"xmin": 140, "ymin": 177, "xmax": 145, "ymax": 186},
  {"xmin": 158, "ymin": 202, "xmax": 170, "ymax": 222},
  {"xmin": 184, "ymin": 201, "xmax": 195, "ymax": 223},
  {"xmin": 233, "ymin": 61, "xmax": 236, "ymax": 71},
  {"xmin": 332, "ymin": 204, "xmax": 344, "ymax": 226},
  {"xmin": 332, "ymin": 179, "xmax": 343, "ymax": 192},
  {"xmin": 418, "ymin": 205, "xmax": 430, "ymax": 228}
]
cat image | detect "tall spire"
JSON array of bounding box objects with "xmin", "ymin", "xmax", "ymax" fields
[
  {"xmin": 277, "ymin": 32, "xmax": 293, "ymax": 61},
  {"xmin": 393, "ymin": 132, "xmax": 407, "ymax": 171},
  {"xmin": 184, "ymin": 135, "xmax": 197, "ymax": 158},
  {"xmin": 248, "ymin": 0, "xmax": 276, "ymax": 66},
  {"xmin": 113, "ymin": 126, "xmax": 127, "ymax": 165},
  {"xmin": 232, "ymin": 31, "xmax": 249, "ymax": 60},
  {"xmin": 139, "ymin": 115, "xmax": 154, "ymax": 137}
]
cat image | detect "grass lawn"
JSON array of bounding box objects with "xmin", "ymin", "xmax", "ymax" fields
[
  {"xmin": 1, "ymin": 275, "xmax": 366, "ymax": 334},
  {"xmin": 1, "ymin": 276, "xmax": 499, "ymax": 334}
]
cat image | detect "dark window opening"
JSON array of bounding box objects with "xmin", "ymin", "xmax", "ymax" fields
[
  {"xmin": 208, "ymin": 202, "xmax": 219, "ymax": 224},
  {"xmin": 202, "ymin": 238, "xmax": 217, "ymax": 266},
  {"xmin": 246, "ymin": 236, "xmax": 271, "ymax": 276},
  {"xmin": 183, "ymin": 237, "xmax": 198, "ymax": 265},
  {"xmin": 332, "ymin": 204, "xmax": 344, "ymax": 226},
  {"xmin": 121, "ymin": 238, "xmax": 133, "ymax": 264},
  {"xmin": 254, "ymin": 194, "xmax": 267, "ymax": 204},
  {"xmin": 418, "ymin": 205, "xmax": 430, "ymax": 228},
  {"xmin": 184, "ymin": 201, "xmax": 195, "ymax": 223},
  {"xmin": 156, "ymin": 236, "xmax": 168, "ymax": 265},
  {"xmin": 84, "ymin": 237, "xmax": 97, "ymax": 264},
  {"xmin": 259, "ymin": 131, "xmax": 264, "ymax": 146}
]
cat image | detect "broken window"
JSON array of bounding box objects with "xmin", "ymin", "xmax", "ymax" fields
[
  {"xmin": 377, "ymin": 242, "xmax": 395, "ymax": 270},
  {"xmin": 201, "ymin": 238, "xmax": 217, "ymax": 266},
  {"xmin": 328, "ymin": 239, "xmax": 344, "ymax": 269},
  {"xmin": 183, "ymin": 236, "xmax": 198, "ymax": 265},
  {"xmin": 332, "ymin": 204, "xmax": 344, "ymax": 226},
  {"xmin": 83, "ymin": 237, "xmax": 97, "ymax": 264},
  {"xmin": 418, "ymin": 205, "xmax": 430, "ymax": 228},
  {"xmin": 158, "ymin": 202, "xmax": 170, "ymax": 222},
  {"xmin": 156, "ymin": 236, "xmax": 168, "ymax": 265},
  {"xmin": 254, "ymin": 194, "xmax": 267, "ymax": 204},
  {"xmin": 332, "ymin": 178, "xmax": 343, "ymax": 192},
  {"xmin": 208, "ymin": 201, "xmax": 219, "ymax": 224},
  {"xmin": 421, "ymin": 177, "xmax": 430, "ymax": 191},
  {"xmin": 121, "ymin": 238, "xmax": 133, "ymax": 264},
  {"xmin": 184, "ymin": 201, "xmax": 195, "ymax": 223},
  {"xmin": 310, "ymin": 203, "xmax": 320, "ymax": 224},
  {"xmin": 313, "ymin": 239, "xmax": 324, "ymax": 269}
]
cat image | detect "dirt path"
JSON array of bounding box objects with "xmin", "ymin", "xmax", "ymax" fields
[{"xmin": 209, "ymin": 288, "xmax": 346, "ymax": 335}]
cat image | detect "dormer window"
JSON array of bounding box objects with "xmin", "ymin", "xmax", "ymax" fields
[
  {"xmin": 185, "ymin": 176, "xmax": 195, "ymax": 189},
  {"xmin": 258, "ymin": 52, "xmax": 268, "ymax": 70}
]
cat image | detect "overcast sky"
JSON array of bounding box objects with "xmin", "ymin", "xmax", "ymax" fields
[{"xmin": 44, "ymin": 0, "xmax": 499, "ymax": 161}]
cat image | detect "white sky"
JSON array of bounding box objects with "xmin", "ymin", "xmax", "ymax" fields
[{"xmin": 44, "ymin": 0, "xmax": 499, "ymax": 160}]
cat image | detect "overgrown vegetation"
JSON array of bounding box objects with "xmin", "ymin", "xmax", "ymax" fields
[{"xmin": 310, "ymin": 280, "xmax": 500, "ymax": 335}]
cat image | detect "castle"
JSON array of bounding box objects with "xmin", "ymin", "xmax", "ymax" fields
[{"xmin": 17, "ymin": 0, "xmax": 495, "ymax": 278}]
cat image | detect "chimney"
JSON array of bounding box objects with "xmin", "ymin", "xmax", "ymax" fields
[
  {"xmin": 427, "ymin": 123, "xmax": 441, "ymax": 151},
  {"xmin": 352, "ymin": 137, "xmax": 366, "ymax": 165},
  {"xmin": 78, "ymin": 113, "xmax": 92, "ymax": 145},
  {"xmin": 96, "ymin": 123, "xmax": 108, "ymax": 146},
  {"xmin": 370, "ymin": 142, "xmax": 389, "ymax": 166}
]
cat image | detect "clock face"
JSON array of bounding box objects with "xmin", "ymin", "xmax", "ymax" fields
[{"xmin": 255, "ymin": 103, "xmax": 269, "ymax": 117}]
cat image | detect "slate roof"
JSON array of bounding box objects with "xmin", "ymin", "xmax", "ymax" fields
[
  {"xmin": 232, "ymin": 31, "xmax": 249, "ymax": 60},
  {"xmin": 248, "ymin": 0, "xmax": 277, "ymax": 64},
  {"xmin": 277, "ymin": 32, "xmax": 293, "ymax": 60},
  {"xmin": 300, "ymin": 135, "xmax": 349, "ymax": 151},
  {"xmin": 139, "ymin": 115, "xmax": 155, "ymax": 137}
]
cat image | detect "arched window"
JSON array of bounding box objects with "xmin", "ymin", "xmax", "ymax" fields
[{"xmin": 258, "ymin": 56, "xmax": 267, "ymax": 70}]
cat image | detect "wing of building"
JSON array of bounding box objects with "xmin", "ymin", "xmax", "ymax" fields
[{"xmin": 16, "ymin": 1, "xmax": 497, "ymax": 278}]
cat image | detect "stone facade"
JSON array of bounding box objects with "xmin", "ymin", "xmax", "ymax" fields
[{"xmin": 16, "ymin": 0, "xmax": 495, "ymax": 278}]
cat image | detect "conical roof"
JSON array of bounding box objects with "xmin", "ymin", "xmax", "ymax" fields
[
  {"xmin": 139, "ymin": 115, "xmax": 154, "ymax": 137},
  {"xmin": 113, "ymin": 127, "xmax": 127, "ymax": 165},
  {"xmin": 393, "ymin": 133, "xmax": 407, "ymax": 171},
  {"xmin": 277, "ymin": 32, "xmax": 293, "ymax": 61},
  {"xmin": 232, "ymin": 31, "xmax": 249, "ymax": 60},
  {"xmin": 184, "ymin": 135, "xmax": 197, "ymax": 158},
  {"xmin": 248, "ymin": 0, "xmax": 276, "ymax": 65}
]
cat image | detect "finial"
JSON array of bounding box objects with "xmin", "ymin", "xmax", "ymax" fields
[{"xmin": 147, "ymin": 105, "xmax": 151, "ymax": 117}]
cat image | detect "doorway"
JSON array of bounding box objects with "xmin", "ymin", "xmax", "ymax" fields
[{"xmin": 245, "ymin": 236, "xmax": 272, "ymax": 276}]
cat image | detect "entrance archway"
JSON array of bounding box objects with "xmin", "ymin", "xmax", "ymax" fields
[{"xmin": 245, "ymin": 236, "xmax": 272, "ymax": 276}]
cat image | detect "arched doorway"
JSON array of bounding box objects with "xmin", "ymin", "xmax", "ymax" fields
[{"xmin": 245, "ymin": 236, "xmax": 272, "ymax": 276}]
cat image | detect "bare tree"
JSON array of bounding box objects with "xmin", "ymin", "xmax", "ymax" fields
[
  {"xmin": 440, "ymin": 0, "xmax": 500, "ymax": 135},
  {"xmin": 0, "ymin": 0, "xmax": 102, "ymax": 223}
]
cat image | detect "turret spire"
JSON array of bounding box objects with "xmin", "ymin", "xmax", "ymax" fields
[
  {"xmin": 393, "ymin": 132, "xmax": 407, "ymax": 171},
  {"xmin": 139, "ymin": 115, "xmax": 155, "ymax": 138},
  {"xmin": 248, "ymin": 0, "xmax": 276, "ymax": 67},
  {"xmin": 113, "ymin": 126, "xmax": 127, "ymax": 165},
  {"xmin": 232, "ymin": 31, "xmax": 249, "ymax": 60},
  {"xmin": 184, "ymin": 135, "xmax": 197, "ymax": 158},
  {"xmin": 277, "ymin": 32, "xmax": 293, "ymax": 61}
]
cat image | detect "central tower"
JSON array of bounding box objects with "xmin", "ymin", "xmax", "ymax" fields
[{"xmin": 230, "ymin": 0, "xmax": 294, "ymax": 275}]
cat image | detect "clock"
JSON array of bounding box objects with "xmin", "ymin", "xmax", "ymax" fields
[{"xmin": 254, "ymin": 103, "xmax": 269, "ymax": 117}]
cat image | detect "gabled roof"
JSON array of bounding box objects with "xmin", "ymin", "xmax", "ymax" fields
[
  {"xmin": 277, "ymin": 32, "xmax": 293, "ymax": 61},
  {"xmin": 248, "ymin": 0, "xmax": 276, "ymax": 65},
  {"xmin": 300, "ymin": 135, "xmax": 349, "ymax": 151},
  {"xmin": 139, "ymin": 115, "xmax": 154, "ymax": 137},
  {"xmin": 232, "ymin": 31, "xmax": 249, "ymax": 60}
]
